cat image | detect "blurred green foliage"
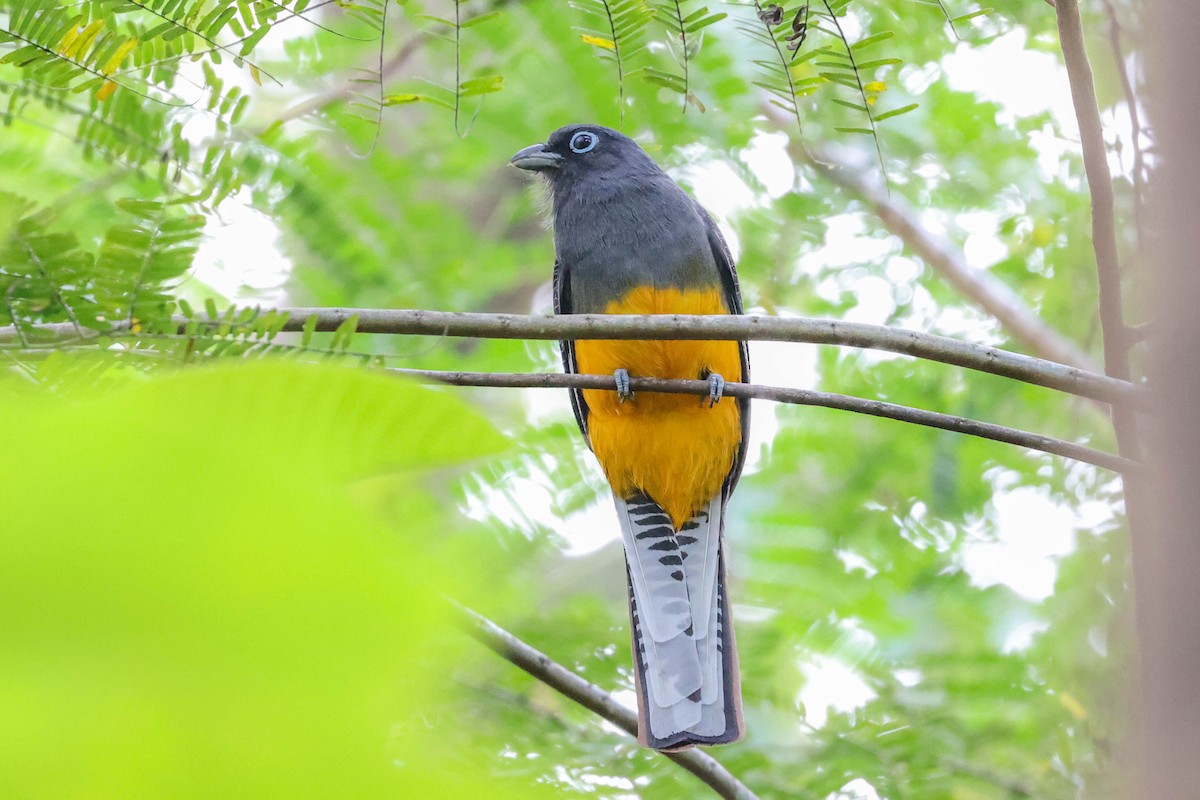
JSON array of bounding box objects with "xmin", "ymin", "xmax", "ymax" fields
[
  {"xmin": 0, "ymin": 0, "xmax": 1141, "ymax": 796},
  {"xmin": 0, "ymin": 358, "xmax": 551, "ymax": 798}
]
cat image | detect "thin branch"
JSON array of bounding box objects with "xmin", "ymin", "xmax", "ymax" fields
[
  {"xmin": 0, "ymin": 309, "xmax": 1148, "ymax": 408},
  {"xmin": 1055, "ymin": 0, "xmax": 1140, "ymax": 459},
  {"xmin": 392, "ymin": 368, "xmax": 1136, "ymax": 474},
  {"xmin": 455, "ymin": 605, "xmax": 763, "ymax": 800}
]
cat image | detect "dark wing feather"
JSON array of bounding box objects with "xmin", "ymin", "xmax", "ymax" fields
[
  {"xmin": 699, "ymin": 208, "xmax": 751, "ymax": 496},
  {"xmin": 553, "ymin": 259, "xmax": 590, "ymax": 443}
]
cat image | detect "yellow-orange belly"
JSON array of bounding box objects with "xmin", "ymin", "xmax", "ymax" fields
[{"xmin": 574, "ymin": 286, "xmax": 742, "ymax": 530}]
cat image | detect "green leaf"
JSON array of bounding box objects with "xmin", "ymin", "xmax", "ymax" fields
[
  {"xmin": 831, "ymin": 97, "xmax": 867, "ymax": 112},
  {"xmin": 239, "ymin": 23, "xmax": 270, "ymax": 56},
  {"xmin": 460, "ymin": 10, "xmax": 502, "ymax": 27},
  {"xmin": 206, "ymin": 7, "xmax": 237, "ymax": 37},
  {"xmin": 874, "ymin": 102, "xmax": 919, "ymax": 121},
  {"xmin": 856, "ymin": 57, "xmax": 903, "ymax": 70},
  {"xmin": 851, "ymin": 30, "xmax": 896, "ymax": 51},
  {"xmin": 459, "ymin": 75, "xmax": 504, "ymax": 97},
  {"xmin": 382, "ymin": 93, "xmax": 455, "ymax": 110},
  {"xmin": 950, "ymin": 8, "xmax": 994, "ymax": 24},
  {"xmin": 332, "ymin": 313, "xmax": 358, "ymax": 351}
]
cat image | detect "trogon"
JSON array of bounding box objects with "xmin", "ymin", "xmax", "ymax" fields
[{"xmin": 511, "ymin": 124, "xmax": 749, "ymax": 751}]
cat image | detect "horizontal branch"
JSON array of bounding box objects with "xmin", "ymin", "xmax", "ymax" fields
[
  {"xmin": 391, "ymin": 368, "xmax": 1137, "ymax": 475},
  {"xmin": 0, "ymin": 307, "xmax": 1148, "ymax": 408},
  {"xmin": 455, "ymin": 605, "xmax": 761, "ymax": 800},
  {"xmin": 273, "ymin": 307, "xmax": 1142, "ymax": 408}
]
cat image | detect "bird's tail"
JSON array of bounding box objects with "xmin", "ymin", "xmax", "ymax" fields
[{"xmin": 614, "ymin": 492, "xmax": 743, "ymax": 750}]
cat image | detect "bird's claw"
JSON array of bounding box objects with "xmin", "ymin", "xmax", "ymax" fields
[
  {"xmin": 706, "ymin": 373, "xmax": 724, "ymax": 408},
  {"xmin": 614, "ymin": 368, "xmax": 633, "ymax": 403}
]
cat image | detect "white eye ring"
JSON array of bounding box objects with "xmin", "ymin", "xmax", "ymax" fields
[{"xmin": 569, "ymin": 131, "xmax": 598, "ymax": 154}]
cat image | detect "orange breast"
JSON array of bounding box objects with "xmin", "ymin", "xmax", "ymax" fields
[{"xmin": 574, "ymin": 286, "xmax": 742, "ymax": 530}]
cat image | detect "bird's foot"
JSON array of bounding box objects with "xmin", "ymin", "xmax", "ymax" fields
[
  {"xmin": 705, "ymin": 372, "xmax": 724, "ymax": 408},
  {"xmin": 614, "ymin": 368, "xmax": 633, "ymax": 403}
]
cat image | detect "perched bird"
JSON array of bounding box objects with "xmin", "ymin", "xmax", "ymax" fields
[{"xmin": 511, "ymin": 125, "xmax": 749, "ymax": 750}]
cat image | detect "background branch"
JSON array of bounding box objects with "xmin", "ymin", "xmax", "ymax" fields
[
  {"xmin": 1055, "ymin": 0, "xmax": 1140, "ymax": 460},
  {"xmin": 455, "ymin": 605, "xmax": 763, "ymax": 800},
  {"xmin": 265, "ymin": 33, "xmax": 427, "ymax": 132},
  {"xmin": 392, "ymin": 368, "xmax": 1136, "ymax": 474},
  {"xmin": 763, "ymin": 100, "xmax": 1099, "ymax": 372},
  {"xmin": 806, "ymin": 156, "xmax": 1100, "ymax": 372}
]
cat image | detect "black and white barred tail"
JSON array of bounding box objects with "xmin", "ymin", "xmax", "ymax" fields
[{"xmin": 615, "ymin": 492, "xmax": 744, "ymax": 750}]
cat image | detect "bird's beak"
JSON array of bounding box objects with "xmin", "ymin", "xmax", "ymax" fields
[{"xmin": 510, "ymin": 143, "xmax": 563, "ymax": 171}]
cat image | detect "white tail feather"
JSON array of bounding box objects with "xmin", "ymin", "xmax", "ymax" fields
[{"xmin": 617, "ymin": 492, "xmax": 743, "ymax": 750}]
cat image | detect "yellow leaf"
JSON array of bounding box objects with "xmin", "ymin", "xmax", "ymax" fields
[
  {"xmin": 96, "ymin": 80, "xmax": 117, "ymax": 101},
  {"xmin": 63, "ymin": 19, "xmax": 104, "ymax": 61},
  {"xmin": 55, "ymin": 25, "xmax": 81, "ymax": 56},
  {"xmin": 249, "ymin": 64, "xmax": 262, "ymax": 86},
  {"xmin": 580, "ymin": 33, "xmax": 616, "ymax": 50},
  {"xmin": 1058, "ymin": 691, "xmax": 1087, "ymax": 720},
  {"xmin": 102, "ymin": 37, "xmax": 139, "ymax": 76},
  {"xmin": 864, "ymin": 80, "xmax": 886, "ymax": 93}
]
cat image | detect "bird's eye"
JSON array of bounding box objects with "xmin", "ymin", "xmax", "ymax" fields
[{"xmin": 569, "ymin": 131, "xmax": 598, "ymax": 154}]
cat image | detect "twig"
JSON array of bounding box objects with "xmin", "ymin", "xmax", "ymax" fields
[
  {"xmin": 455, "ymin": 605, "xmax": 763, "ymax": 800},
  {"xmin": 392, "ymin": 368, "xmax": 1136, "ymax": 474},
  {"xmin": 1055, "ymin": 0, "xmax": 1140, "ymax": 460},
  {"xmin": 0, "ymin": 309, "xmax": 1148, "ymax": 408}
]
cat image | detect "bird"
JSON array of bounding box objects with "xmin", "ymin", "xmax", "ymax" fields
[{"xmin": 510, "ymin": 124, "xmax": 749, "ymax": 750}]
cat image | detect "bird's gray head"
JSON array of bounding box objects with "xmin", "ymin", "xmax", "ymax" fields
[{"xmin": 509, "ymin": 124, "xmax": 663, "ymax": 196}]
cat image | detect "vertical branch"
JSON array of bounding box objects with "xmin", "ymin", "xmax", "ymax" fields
[
  {"xmin": 1054, "ymin": 0, "xmax": 1139, "ymax": 458},
  {"xmin": 1141, "ymin": 0, "xmax": 1200, "ymax": 796}
]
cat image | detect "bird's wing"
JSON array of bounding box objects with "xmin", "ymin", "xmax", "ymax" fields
[
  {"xmin": 700, "ymin": 208, "xmax": 751, "ymax": 497},
  {"xmin": 553, "ymin": 258, "xmax": 590, "ymax": 443}
]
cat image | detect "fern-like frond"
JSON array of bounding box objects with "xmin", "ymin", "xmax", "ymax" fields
[
  {"xmin": 648, "ymin": 1, "xmax": 725, "ymax": 112},
  {"xmin": 95, "ymin": 197, "xmax": 204, "ymax": 327},
  {"xmin": 0, "ymin": 192, "xmax": 205, "ymax": 338},
  {"xmin": 813, "ymin": 0, "xmax": 886, "ymax": 186},
  {"xmin": 0, "ymin": 194, "xmax": 95, "ymax": 336},
  {"xmin": 384, "ymin": 4, "xmax": 503, "ymax": 138},
  {"xmin": 572, "ymin": 0, "xmax": 653, "ymax": 127},
  {"xmin": 743, "ymin": 1, "xmax": 809, "ymax": 150}
]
